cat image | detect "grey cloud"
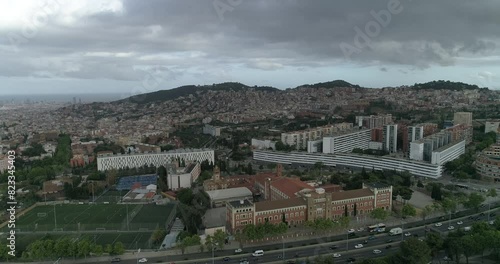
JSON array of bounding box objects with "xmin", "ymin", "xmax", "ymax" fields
[{"xmin": 0, "ymin": 0, "xmax": 499, "ymax": 81}]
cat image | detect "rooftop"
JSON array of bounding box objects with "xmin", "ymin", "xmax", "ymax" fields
[
  {"xmin": 331, "ymin": 188, "xmax": 373, "ymax": 201},
  {"xmin": 206, "ymin": 187, "xmax": 253, "ymax": 201},
  {"xmin": 228, "ymin": 199, "xmax": 253, "ymax": 208},
  {"xmin": 255, "ymin": 197, "xmax": 306, "ymax": 212}
]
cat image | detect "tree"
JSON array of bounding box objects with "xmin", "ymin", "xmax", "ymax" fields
[
  {"xmin": 420, "ymin": 205, "xmax": 434, "ymax": 222},
  {"xmin": 370, "ymin": 208, "xmax": 389, "ymax": 221},
  {"xmin": 461, "ymin": 235, "xmax": 480, "ymax": 264},
  {"xmin": 441, "ymin": 198, "xmax": 457, "ymax": 215},
  {"xmin": 402, "ymin": 204, "xmax": 417, "ymax": 218},
  {"xmin": 112, "ymin": 242, "xmax": 125, "ymax": 255},
  {"xmin": 463, "ymin": 193, "xmax": 485, "ymax": 213},
  {"xmin": 177, "ymin": 188, "xmax": 194, "ymax": 204},
  {"xmin": 425, "ymin": 232, "xmax": 443, "ymax": 261},
  {"xmin": 151, "ymin": 228, "xmax": 167, "ymax": 245},
  {"xmin": 398, "ymin": 237, "xmax": 431, "ymax": 264},
  {"xmin": 417, "ymin": 180, "xmax": 424, "ymax": 188},
  {"xmin": 339, "ymin": 216, "xmax": 350, "ymax": 229},
  {"xmin": 399, "ymin": 187, "xmax": 414, "ymax": 203},
  {"xmin": 213, "ymin": 229, "xmax": 226, "ymax": 250},
  {"xmin": 431, "ymin": 184, "xmax": 442, "ymax": 201}
]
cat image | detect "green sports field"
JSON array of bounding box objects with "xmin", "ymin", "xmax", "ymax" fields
[{"xmin": 11, "ymin": 204, "xmax": 140, "ymax": 232}]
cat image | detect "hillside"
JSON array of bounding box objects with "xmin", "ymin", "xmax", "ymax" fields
[
  {"xmin": 119, "ymin": 82, "xmax": 280, "ymax": 104},
  {"xmin": 412, "ymin": 80, "xmax": 485, "ymax": 91},
  {"xmin": 297, "ymin": 80, "xmax": 361, "ymax": 89}
]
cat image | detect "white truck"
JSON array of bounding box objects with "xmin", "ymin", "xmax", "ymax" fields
[{"xmin": 389, "ymin": 227, "xmax": 403, "ymax": 236}]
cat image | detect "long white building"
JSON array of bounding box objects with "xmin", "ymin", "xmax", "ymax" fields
[
  {"xmin": 253, "ymin": 150, "xmax": 444, "ymax": 179},
  {"xmin": 281, "ymin": 123, "xmax": 353, "ymax": 150},
  {"xmin": 322, "ymin": 129, "xmax": 371, "ymax": 154},
  {"xmin": 97, "ymin": 148, "xmax": 214, "ymax": 171},
  {"xmin": 431, "ymin": 140, "xmax": 465, "ymax": 165}
]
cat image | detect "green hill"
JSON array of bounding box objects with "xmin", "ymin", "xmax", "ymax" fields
[
  {"xmin": 118, "ymin": 82, "xmax": 280, "ymax": 104},
  {"xmin": 412, "ymin": 80, "xmax": 484, "ymax": 90},
  {"xmin": 297, "ymin": 80, "xmax": 361, "ymax": 89}
]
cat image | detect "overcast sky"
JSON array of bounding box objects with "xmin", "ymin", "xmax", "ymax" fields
[{"xmin": 1, "ymin": 0, "xmax": 499, "ymax": 95}]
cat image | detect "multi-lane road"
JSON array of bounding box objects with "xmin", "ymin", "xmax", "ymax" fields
[{"xmin": 107, "ymin": 204, "xmax": 499, "ymax": 264}]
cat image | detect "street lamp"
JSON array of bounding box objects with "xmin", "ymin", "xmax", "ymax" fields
[
  {"xmin": 282, "ymin": 236, "xmax": 285, "ymax": 259},
  {"xmin": 136, "ymin": 248, "xmax": 140, "ymax": 264},
  {"xmin": 346, "ymin": 231, "xmax": 349, "ymax": 252},
  {"xmin": 401, "ymin": 220, "xmax": 404, "ymax": 242}
]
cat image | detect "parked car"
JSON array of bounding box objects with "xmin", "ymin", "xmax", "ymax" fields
[
  {"xmin": 348, "ymin": 229, "xmax": 355, "ymax": 233},
  {"xmin": 435, "ymin": 223, "xmax": 443, "ymax": 227},
  {"xmin": 404, "ymin": 232, "xmax": 411, "ymax": 237},
  {"xmin": 385, "ymin": 245, "xmax": 392, "ymax": 249},
  {"xmin": 222, "ymin": 257, "xmax": 231, "ymax": 262},
  {"xmin": 357, "ymin": 227, "xmax": 365, "ymax": 232},
  {"xmin": 457, "ymin": 221, "xmax": 463, "ymax": 225},
  {"xmin": 235, "ymin": 248, "xmax": 242, "ymax": 253},
  {"xmin": 333, "ymin": 253, "xmax": 342, "ymax": 258},
  {"xmin": 448, "ymin": 226, "xmax": 455, "ymax": 230},
  {"xmin": 354, "ymin": 244, "xmax": 363, "ymax": 249},
  {"xmin": 373, "ymin": 249, "xmax": 382, "ymax": 254},
  {"xmin": 138, "ymin": 258, "xmax": 148, "ymax": 263},
  {"xmin": 329, "ymin": 245, "xmax": 339, "ymax": 250},
  {"xmin": 346, "ymin": 257, "xmax": 356, "ymax": 263},
  {"xmin": 111, "ymin": 258, "xmax": 121, "ymax": 263}
]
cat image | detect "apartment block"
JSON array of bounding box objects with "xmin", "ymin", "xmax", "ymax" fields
[
  {"xmin": 355, "ymin": 114, "xmax": 393, "ymax": 129},
  {"xmin": 322, "ymin": 128, "xmax": 371, "ymax": 154},
  {"xmin": 383, "ymin": 124, "xmax": 398, "ymax": 153},
  {"xmin": 281, "ymin": 123, "xmax": 353, "ymax": 150}
]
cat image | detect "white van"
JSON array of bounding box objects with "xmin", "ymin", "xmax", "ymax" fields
[{"xmin": 252, "ymin": 250, "xmax": 264, "ymax": 257}]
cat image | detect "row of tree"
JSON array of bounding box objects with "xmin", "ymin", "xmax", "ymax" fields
[{"xmin": 0, "ymin": 238, "xmax": 125, "ymax": 261}]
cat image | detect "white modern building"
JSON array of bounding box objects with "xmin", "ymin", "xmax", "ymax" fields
[
  {"xmin": 410, "ymin": 131, "xmax": 452, "ymax": 162},
  {"xmin": 307, "ymin": 140, "xmax": 323, "ymax": 153},
  {"xmin": 166, "ymin": 162, "xmax": 201, "ymax": 191},
  {"xmin": 430, "ymin": 140, "xmax": 466, "ymax": 165},
  {"xmin": 203, "ymin": 124, "xmax": 221, "ymax": 137},
  {"xmin": 281, "ymin": 123, "xmax": 353, "ymax": 150},
  {"xmin": 97, "ymin": 148, "xmax": 214, "ymax": 171},
  {"xmin": 322, "ymin": 129, "xmax": 371, "ymax": 154},
  {"xmin": 206, "ymin": 187, "xmax": 253, "ymax": 208},
  {"xmin": 409, "ymin": 142, "xmax": 425, "ymax": 161},
  {"xmin": 383, "ymin": 124, "xmax": 398, "ymax": 153},
  {"xmin": 251, "ymin": 139, "xmax": 277, "ymax": 150},
  {"xmin": 355, "ymin": 114, "xmax": 393, "ymax": 129},
  {"xmin": 253, "ymin": 150, "xmax": 444, "ymax": 179}
]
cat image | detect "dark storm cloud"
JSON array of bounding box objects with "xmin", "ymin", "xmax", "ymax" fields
[{"xmin": 0, "ymin": 0, "xmax": 499, "ymax": 81}]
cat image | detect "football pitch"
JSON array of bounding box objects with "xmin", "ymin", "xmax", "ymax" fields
[{"xmin": 9, "ymin": 203, "xmax": 175, "ymax": 232}]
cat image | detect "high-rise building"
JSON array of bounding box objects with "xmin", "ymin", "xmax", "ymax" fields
[
  {"xmin": 406, "ymin": 125, "xmax": 424, "ymax": 154},
  {"xmin": 409, "ymin": 131, "xmax": 453, "ymax": 162},
  {"xmin": 453, "ymin": 112, "xmax": 473, "ymax": 126},
  {"xmin": 322, "ymin": 128, "xmax": 371, "ymax": 154},
  {"xmin": 356, "ymin": 114, "xmax": 393, "ymax": 129},
  {"xmin": 383, "ymin": 124, "xmax": 398, "ymax": 153},
  {"xmin": 420, "ymin": 123, "xmax": 439, "ymax": 137},
  {"xmin": 485, "ymin": 121, "xmax": 500, "ymax": 134}
]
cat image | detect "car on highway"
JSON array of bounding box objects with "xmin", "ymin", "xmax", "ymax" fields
[
  {"xmin": 354, "ymin": 244, "xmax": 363, "ymax": 249},
  {"xmin": 385, "ymin": 239, "xmax": 393, "ymax": 243},
  {"xmin": 385, "ymin": 245, "xmax": 392, "ymax": 249},
  {"xmin": 448, "ymin": 226, "xmax": 455, "ymax": 230},
  {"xmin": 363, "ymin": 240, "xmax": 368, "ymax": 244},
  {"xmin": 435, "ymin": 223, "xmax": 443, "ymax": 227},
  {"xmin": 239, "ymin": 258, "xmax": 249, "ymax": 264},
  {"xmin": 235, "ymin": 248, "xmax": 242, "ymax": 253},
  {"xmin": 285, "ymin": 261, "xmax": 295, "ymax": 264},
  {"xmin": 348, "ymin": 229, "xmax": 355, "ymax": 233},
  {"xmin": 457, "ymin": 221, "xmax": 463, "ymax": 225},
  {"xmin": 480, "ymin": 212, "xmax": 486, "ymax": 216},
  {"xmin": 346, "ymin": 257, "xmax": 356, "ymax": 263},
  {"xmin": 368, "ymin": 235, "xmax": 376, "ymax": 240},
  {"xmin": 404, "ymin": 232, "xmax": 411, "ymax": 237},
  {"xmin": 491, "ymin": 213, "xmax": 497, "ymax": 217},
  {"xmin": 333, "ymin": 253, "xmax": 342, "ymax": 258},
  {"xmin": 111, "ymin": 258, "xmax": 121, "ymax": 263},
  {"xmin": 222, "ymin": 257, "xmax": 231, "ymax": 261},
  {"xmin": 329, "ymin": 245, "xmax": 339, "ymax": 250},
  {"xmin": 373, "ymin": 249, "xmax": 382, "ymax": 254},
  {"xmin": 138, "ymin": 258, "xmax": 148, "ymax": 263},
  {"xmin": 357, "ymin": 227, "xmax": 365, "ymax": 232}
]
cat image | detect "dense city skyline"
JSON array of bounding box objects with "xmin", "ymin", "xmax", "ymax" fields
[{"xmin": 1, "ymin": 0, "xmax": 500, "ymax": 95}]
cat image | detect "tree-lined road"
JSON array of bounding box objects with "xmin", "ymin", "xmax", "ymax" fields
[{"xmin": 106, "ymin": 205, "xmax": 499, "ymax": 264}]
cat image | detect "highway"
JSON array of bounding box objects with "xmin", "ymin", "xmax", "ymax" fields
[{"xmin": 110, "ymin": 204, "xmax": 499, "ymax": 264}]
